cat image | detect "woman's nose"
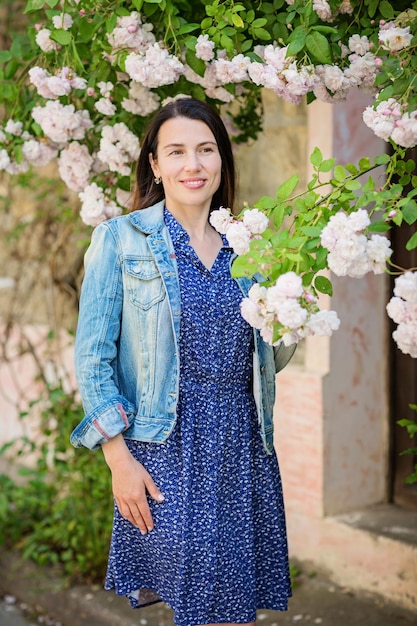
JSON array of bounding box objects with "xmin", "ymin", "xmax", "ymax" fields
[{"xmin": 184, "ymin": 151, "xmax": 201, "ymax": 171}]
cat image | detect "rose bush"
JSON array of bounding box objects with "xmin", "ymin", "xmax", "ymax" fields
[{"xmin": 0, "ymin": 0, "xmax": 416, "ymax": 354}]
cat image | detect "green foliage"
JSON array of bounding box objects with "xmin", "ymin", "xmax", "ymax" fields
[
  {"xmin": 232, "ymin": 147, "xmax": 417, "ymax": 294},
  {"xmin": 397, "ymin": 404, "xmax": 417, "ymax": 485},
  {"xmin": 0, "ymin": 387, "xmax": 113, "ymax": 582}
]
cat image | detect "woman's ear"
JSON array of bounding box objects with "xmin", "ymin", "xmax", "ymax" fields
[{"xmin": 149, "ymin": 153, "xmax": 160, "ymax": 178}]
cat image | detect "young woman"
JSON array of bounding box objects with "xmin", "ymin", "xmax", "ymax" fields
[{"xmin": 71, "ymin": 98, "xmax": 294, "ymax": 626}]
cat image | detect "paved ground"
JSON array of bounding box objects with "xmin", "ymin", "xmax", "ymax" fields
[{"xmin": 0, "ymin": 549, "xmax": 416, "ymax": 626}]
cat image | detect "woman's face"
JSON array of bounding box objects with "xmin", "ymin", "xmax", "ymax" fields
[{"xmin": 149, "ymin": 116, "xmax": 222, "ymax": 214}]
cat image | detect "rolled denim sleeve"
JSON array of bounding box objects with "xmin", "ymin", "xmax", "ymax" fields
[{"xmin": 71, "ymin": 223, "xmax": 135, "ymax": 450}]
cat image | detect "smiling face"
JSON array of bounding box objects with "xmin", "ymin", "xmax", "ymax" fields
[{"xmin": 149, "ymin": 117, "xmax": 222, "ymax": 215}]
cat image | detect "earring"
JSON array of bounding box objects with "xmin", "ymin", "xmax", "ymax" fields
[{"xmin": 154, "ymin": 176, "xmax": 162, "ymax": 185}]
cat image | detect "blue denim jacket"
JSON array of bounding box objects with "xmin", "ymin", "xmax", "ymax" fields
[{"xmin": 70, "ymin": 201, "xmax": 295, "ymax": 454}]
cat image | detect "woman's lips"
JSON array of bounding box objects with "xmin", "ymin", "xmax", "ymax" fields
[{"xmin": 180, "ymin": 178, "xmax": 206, "ymax": 188}]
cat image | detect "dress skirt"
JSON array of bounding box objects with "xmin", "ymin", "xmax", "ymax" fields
[{"xmin": 104, "ymin": 210, "xmax": 292, "ymax": 626}]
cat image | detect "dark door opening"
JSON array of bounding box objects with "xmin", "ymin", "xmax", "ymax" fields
[{"xmin": 389, "ymin": 170, "xmax": 417, "ymax": 509}]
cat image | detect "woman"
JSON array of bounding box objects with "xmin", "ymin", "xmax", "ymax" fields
[{"xmin": 71, "ymin": 98, "xmax": 294, "ymax": 626}]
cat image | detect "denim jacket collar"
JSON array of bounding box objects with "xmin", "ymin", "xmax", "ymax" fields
[{"xmin": 128, "ymin": 200, "xmax": 166, "ymax": 234}]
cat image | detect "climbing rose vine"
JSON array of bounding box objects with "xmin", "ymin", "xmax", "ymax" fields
[{"xmin": 1, "ymin": 0, "xmax": 417, "ymax": 355}]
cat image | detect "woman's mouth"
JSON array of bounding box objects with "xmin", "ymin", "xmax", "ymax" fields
[{"xmin": 181, "ymin": 178, "xmax": 206, "ymax": 189}]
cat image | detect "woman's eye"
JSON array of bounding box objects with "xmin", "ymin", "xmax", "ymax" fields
[{"xmin": 200, "ymin": 147, "xmax": 213, "ymax": 153}]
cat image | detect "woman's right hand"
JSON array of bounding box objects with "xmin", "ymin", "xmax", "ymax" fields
[{"xmin": 101, "ymin": 434, "xmax": 164, "ymax": 534}]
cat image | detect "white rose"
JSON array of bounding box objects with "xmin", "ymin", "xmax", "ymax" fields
[
  {"xmin": 225, "ymin": 222, "xmax": 251, "ymax": 255},
  {"xmin": 386, "ymin": 297, "xmax": 409, "ymax": 325},
  {"xmin": 307, "ymin": 310, "xmax": 340, "ymax": 335},
  {"xmin": 392, "ymin": 322, "xmax": 417, "ymax": 358},
  {"xmin": 275, "ymin": 299, "xmax": 308, "ymax": 329},
  {"xmin": 240, "ymin": 298, "xmax": 265, "ymax": 330},
  {"xmin": 209, "ymin": 207, "xmax": 233, "ymax": 234},
  {"xmin": 394, "ymin": 272, "xmax": 417, "ymax": 303},
  {"xmin": 242, "ymin": 209, "xmax": 269, "ymax": 234},
  {"xmin": 95, "ymin": 98, "xmax": 117, "ymax": 116},
  {"xmin": 274, "ymin": 271, "xmax": 303, "ymax": 299}
]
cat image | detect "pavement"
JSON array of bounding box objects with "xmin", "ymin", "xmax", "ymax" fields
[{"xmin": 0, "ymin": 549, "xmax": 416, "ymax": 626}]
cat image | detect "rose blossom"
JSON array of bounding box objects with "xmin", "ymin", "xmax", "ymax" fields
[
  {"xmin": 31, "ymin": 101, "xmax": 93, "ymax": 143},
  {"xmin": 4, "ymin": 120, "xmax": 23, "ymax": 136},
  {"xmin": 386, "ymin": 296, "xmax": 409, "ymax": 325},
  {"xmin": 95, "ymin": 97, "xmax": 117, "ymax": 116},
  {"xmin": 394, "ymin": 272, "xmax": 417, "ymax": 303},
  {"xmin": 125, "ymin": 43, "xmax": 184, "ymax": 88},
  {"xmin": 392, "ymin": 322, "xmax": 417, "ymax": 358},
  {"xmin": 58, "ymin": 141, "xmax": 93, "ymax": 191},
  {"xmin": 22, "ymin": 139, "xmax": 58, "ymax": 166},
  {"xmin": 242, "ymin": 209, "xmax": 269, "ymax": 234},
  {"xmin": 275, "ymin": 299, "xmax": 308, "ymax": 329},
  {"xmin": 225, "ymin": 222, "xmax": 251, "ymax": 255},
  {"xmin": 348, "ymin": 34, "xmax": 370, "ymax": 55},
  {"xmin": 209, "ymin": 207, "xmax": 233, "ymax": 234},
  {"xmin": 79, "ymin": 183, "xmax": 122, "ymax": 227},
  {"xmin": 195, "ymin": 34, "xmax": 215, "ymax": 62},
  {"xmin": 121, "ymin": 82, "xmax": 160, "ymax": 116},
  {"xmin": 272, "ymin": 272, "xmax": 304, "ymax": 299},
  {"xmin": 0, "ymin": 149, "xmax": 11, "ymax": 170},
  {"xmin": 307, "ymin": 310, "xmax": 341, "ymax": 335},
  {"xmin": 240, "ymin": 298, "xmax": 266, "ymax": 330},
  {"xmin": 35, "ymin": 28, "xmax": 59, "ymax": 52},
  {"xmin": 313, "ymin": 0, "xmax": 332, "ymax": 21},
  {"xmin": 52, "ymin": 13, "xmax": 73, "ymax": 30},
  {"xmin": 379, "ymin": 23, "xmax": 412, "ymax": 52},
  {"xmin": 107, "ymin": 11, "xmax": 155, "ymax": 53}
]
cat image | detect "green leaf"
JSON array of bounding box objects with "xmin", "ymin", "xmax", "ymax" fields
[
  {"xmin": 185, "ymin": 49, "xmax": 206, "ymax": 77},
  {"xmin": 0, "ymin": 50, "xmax": 12, "ymax": 63},
  {"xmin": 305, "ymin": 32, "xmax": 332, "ymax": 65},
  {"xmin": 232, "ymin": 14, "xmax": 244, "ymax": 28},
  {"xmin": 272, "ymin": 205, "xmax": 285, "ymax": 229},
  {"xmin": 367, "ymin": 220, "xmax": 390, "ymax": 232},
  {"xmin": 50, "ymin": 29, "xmax": 72, "ymax": 45},
  {"xmin": 358, "ymin": 157, "xmax": 371, "ymax": 170},
  {"xmin": 319, "ymin": 158, "xmax": 335, "ymax": 173},
  {"xmin": 252, "ymin": 27, "xmax": 271, "ymax": 41},
  {"xmin": 252, "ymin": 18, "xmax": 268, "ymax": 28},
  {"xmin": 276, "ymin": 173, "xmax": 299, "ymax": 200},
  {"xmin": 402, "ymin": 201, "xmax": 417, "ymax": 225},
  {"xmin": 254, "ymin": 196, "xmax": 277, "ymax": 210},
  {"xmin": 310, "ymin": 146, "xmax": 323, "ymax": 167},
  {"xmin": 314, "ymin": 275, "xmax": 333, "ymax": 296},
  {"xmin": 24, "ymin": 0, "xmax": 44, "ymax": 13},
  {"xmin": 379, "ymin": 1, "xmax": 395, "ymax": 19},
  {"xmin": 374, "ymin": 154, "xmax": 391, "ymax": 166},
  {"xmin": 406, "ymin": 231, "xmax": 417, "ymax": 251},
  {"xmin": 311, "ymin": 25, "xmax": 339, "ymax": 35},
  {"xmin": 333, "ymin": 165, "xmax": 346, "ymax": 182},
  {"xmin": 301, "ymin": 226, "xmax": 323, "ymax": 237},
  {"xmin": 345, "ymin": 180, "xmax": 362, "ymax": 191},
  {"xmin": 45, "ymin": 0, "xmax": 60, "ymax": 7},
  {"xmin": 286, "ymin": 25, "xmax": 309, "ymax": 56},
  {"xmin": 178, "ymin": 23, "xmax": 200, "ymax": 34}
]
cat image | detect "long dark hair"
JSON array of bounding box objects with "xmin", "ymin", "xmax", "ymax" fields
[{"xmin": 132, "ymin": 98, "xmax": 235, "ymax": 211}]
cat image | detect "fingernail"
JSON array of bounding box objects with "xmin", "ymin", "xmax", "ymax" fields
[
  {"xmin": 140, "ymin": 529, "xmax": 147, "ymax": 535},
  {"xmin": 156, "ymin": 493, "xmax": 165, "ymax": 502},
  {"xmin": 147, "ymin": 526, "xmax": 153, "ymax": 532}
]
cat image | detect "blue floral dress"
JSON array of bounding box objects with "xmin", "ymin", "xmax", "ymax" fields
[{"xmin": 104, "ymin": 209, "xmax": 292, "ymax": 626}]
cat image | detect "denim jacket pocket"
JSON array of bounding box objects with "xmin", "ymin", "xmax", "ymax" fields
[{"xmin": 124, "ymin": 257, "xmax": 165, "ymax": 310}]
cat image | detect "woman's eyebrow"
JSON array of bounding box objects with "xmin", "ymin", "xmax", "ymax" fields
[{"xmin": 162, "ymin": 141, "xmax": 217, "ymax": 149}]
